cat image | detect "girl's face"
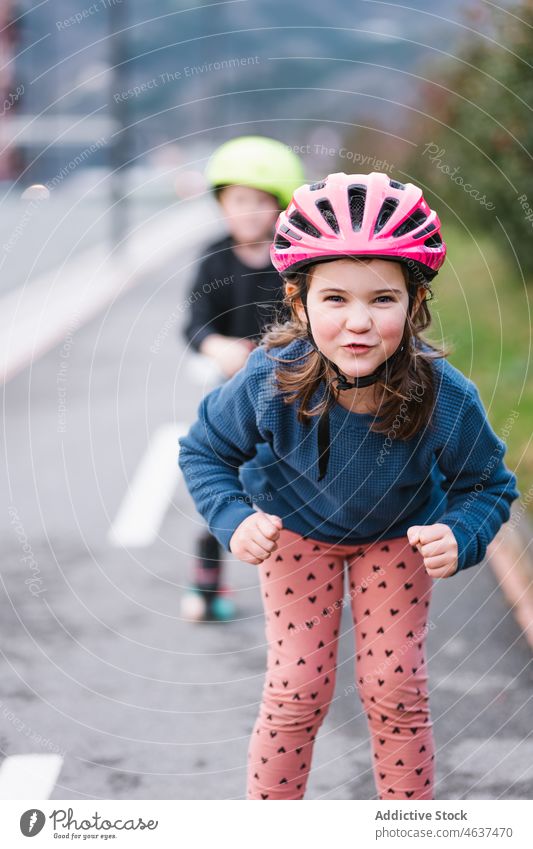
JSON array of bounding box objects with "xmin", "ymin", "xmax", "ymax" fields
[{"xmin": 301, "ymin": 258, "xmax": 413, "ymax": 378}]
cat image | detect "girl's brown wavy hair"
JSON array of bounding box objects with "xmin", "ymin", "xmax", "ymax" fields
[{"xmin": 261, "ymin": 259, "xmax": 451, "ymax": 440}]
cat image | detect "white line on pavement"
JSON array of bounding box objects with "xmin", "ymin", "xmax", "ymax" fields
[
  {"xmin": 0, "ymin": 754, "xmax": 63, "ymax": 799},
  {"xmin": 108, "ymin": 423, "xmax": 188, "ymax": 548}
]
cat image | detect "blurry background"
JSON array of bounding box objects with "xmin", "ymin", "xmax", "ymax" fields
[{"xmin": 0, "ymin": 0, "xmax": 531, "ymax": 801}]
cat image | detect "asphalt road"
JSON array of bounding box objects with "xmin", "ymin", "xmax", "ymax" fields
[{"xmin": 1, "ymin": 247, "xmax": 532, "ymax": 800}]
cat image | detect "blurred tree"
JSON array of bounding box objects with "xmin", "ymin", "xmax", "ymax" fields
[{"xmin": 404, "ymin": 0, "xmax": 533, "ymax": 280}]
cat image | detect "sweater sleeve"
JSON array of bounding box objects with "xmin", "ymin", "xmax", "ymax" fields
[
  {"xmin": 178, "ymin": 349, "xmax": 272, "ymax": 550},
  {"xmin": 435, "ymin": 384, "xmax": 520, "ymax": 572}
]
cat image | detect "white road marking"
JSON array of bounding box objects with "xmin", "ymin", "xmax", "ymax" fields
[
  {"xmin": 108, "ymin": 423, "xmax": 188, "ymax": 548},
  {"xmin": 0, "ymin": 754, "xmax": 63, "ymax": 799}
]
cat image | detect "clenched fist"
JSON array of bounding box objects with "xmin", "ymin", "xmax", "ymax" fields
[
  {"xmin": 230, "ymin": 511, "xmax": 283, "ymax": 565},
  {"xmin": 407, "ymin": 523, "xmax": 459, "ymax": 579}
]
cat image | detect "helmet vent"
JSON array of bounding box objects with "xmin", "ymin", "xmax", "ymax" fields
[
  {"xmin": 424, "ymin": 232, "xmax": 442, "ymax": 247},
  {"xmin": 309, "ymin": 181, "xmax": 327, "ymax": 191},
  {"xmin": 374, "ymin": 197, "xmax": 399, "ymax": 234},
  {"xmin": 315, "ymin": 199, "xmax": 340, "ymax": 234},
  {"xmin": 347, "ymin": 184, "xmax": 366, "ymax": 231},
  {"xmin": 389, "ymin": 180, "xmax": 406, "ymax": 190},
  {"xmin": 392, "ymin": 209, "xmax": 428, "ymax": 237},
  {"xmin": 288, "ymin": 211, "xmax": 321, "ymax": 238},
  {"xmin": 280, "ymin": 223, "xmax": 302, "ymax": 241},
  {"xmin": 415, "ymin": 223, "xmax": 435, "ymax": 239},
  {"xmin": 274, "ymin": 234, "xmax": 292, "ymax": 249}
]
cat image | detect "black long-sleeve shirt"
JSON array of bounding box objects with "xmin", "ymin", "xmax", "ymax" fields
[{"xmin": 183, "ymin": 236, "xmax": 287, "ymax": 351}]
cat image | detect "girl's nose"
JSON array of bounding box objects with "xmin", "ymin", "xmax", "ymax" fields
[{"xmin": 344, "ymin": 303, "xmax": 373, "ymax": 332}]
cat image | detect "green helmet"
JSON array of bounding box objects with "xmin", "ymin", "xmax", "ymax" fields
[{"xmin": 205, "ymin": 135, "xmax": 305, "ymax": 209}]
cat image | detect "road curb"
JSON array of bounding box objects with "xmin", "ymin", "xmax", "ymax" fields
[{"xmin": 487, "ymin": 505, "xmax": 533, "ymax": 652}]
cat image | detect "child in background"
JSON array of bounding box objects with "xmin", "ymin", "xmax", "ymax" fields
[
  {"xmin": 178, "ymin": 171, "xmax": 519, "ymax": 798},
  {"xmin": 181, "ymin": 136, "xmax": 304, "ymax": 622}
]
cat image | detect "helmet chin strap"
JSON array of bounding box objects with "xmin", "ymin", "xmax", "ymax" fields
[{"xmin": 327, "ymin": 349, "xmax": 404, "ymax": 390}]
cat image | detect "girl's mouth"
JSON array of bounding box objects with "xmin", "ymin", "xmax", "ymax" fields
[{"xmin": 343, "ymin": 343, "xmax": 375, "ymax": 353}]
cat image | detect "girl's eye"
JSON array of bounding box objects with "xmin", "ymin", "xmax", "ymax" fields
[{"xmin": 324, "ymin": 294, "xmax": 395, "ymax": 304}]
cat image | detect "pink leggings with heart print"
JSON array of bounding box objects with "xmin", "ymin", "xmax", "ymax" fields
[{"xmin": 247, "ymin": 528, "xmax": 435, "ymax": 800}]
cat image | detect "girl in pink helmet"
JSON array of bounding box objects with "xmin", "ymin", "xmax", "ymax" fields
[{"xmin": 178, "ymin": 172, "xmax": 519, "ymax": 800}]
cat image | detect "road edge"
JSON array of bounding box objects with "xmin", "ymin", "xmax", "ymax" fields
[{"xmin": 487, "ymin": 505, "xmax": 533, "ymax": 653}]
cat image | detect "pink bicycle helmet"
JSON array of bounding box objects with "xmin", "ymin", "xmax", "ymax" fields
[{"xmin": 271, "ymin": 171, "xmax": 446, "ymax": 278}]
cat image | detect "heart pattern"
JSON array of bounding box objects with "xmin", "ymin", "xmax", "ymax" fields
[{"xmin": 246, "ymin": 530, "xmax": 434, "ymax": 801}]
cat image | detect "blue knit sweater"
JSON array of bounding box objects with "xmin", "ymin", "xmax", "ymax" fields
[{"xmin": 178, "ymin": 338, "xmax": 520, "ymax": 572}]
